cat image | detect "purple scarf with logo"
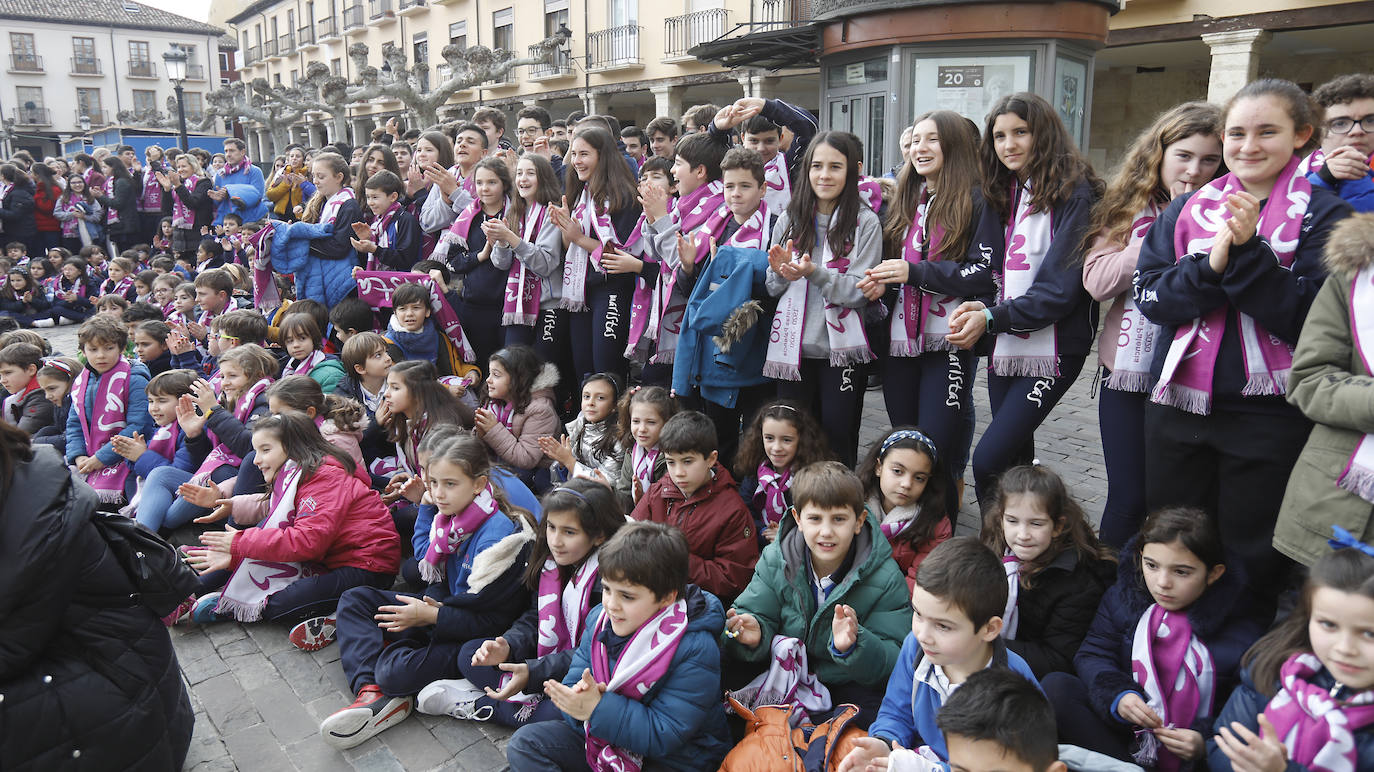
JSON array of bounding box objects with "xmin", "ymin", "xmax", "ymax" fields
[{"xmin": 70, "ymin": 359, "xmax": 133, "ymax": 502}]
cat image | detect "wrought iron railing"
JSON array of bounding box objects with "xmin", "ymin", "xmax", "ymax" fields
[
  {"xmin": 586, "ymin": 25, "xmax": 641, "ymax": 69},
  {"xmin": 665, "ymin": 9, "xmax": 729, "ymax": 57}
]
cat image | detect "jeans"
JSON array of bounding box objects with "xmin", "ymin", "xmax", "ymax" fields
[
  {"xmin": 455, "ymin": 638, "xmax": 565, "ymax": 728},
  {"xmin": 138, "ymin": 463, "xmax": 236, "ymax": 532},
  {"xmin": 507, "ymin": 720, "xmax": 594, "ymax": 772},
  {"xmin": 199, "ymin": 565, "xmax": 394, "ymax": 626}
]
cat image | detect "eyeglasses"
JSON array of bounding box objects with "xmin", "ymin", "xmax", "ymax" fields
[
  {"xmin": 1328, "ymin": 114, "xmax": 1374, "ymax": 135},
  {"xmin": 516, "ymin": 127, "xmax": 541, "ymax": 135},
  {"xmin": 218, "ymin": 333, "xmax": 240, "ymax": 344}
]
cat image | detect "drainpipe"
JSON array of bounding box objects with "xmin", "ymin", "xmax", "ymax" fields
[{"xmin": 108, "ymin": 28, "xmax": 125, "ymax": 117}]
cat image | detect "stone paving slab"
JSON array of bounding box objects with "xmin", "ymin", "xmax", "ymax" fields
[{"xmin": 37, "ymin": 322, "xmax": 1108, "ymax": 770}]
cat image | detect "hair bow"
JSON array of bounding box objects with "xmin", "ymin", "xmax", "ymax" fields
[{"xmin": 1328, "ymin": 525, "xmax": 1374, "ymax": 559}]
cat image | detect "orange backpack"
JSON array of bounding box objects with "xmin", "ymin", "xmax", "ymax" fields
[{"xmin": 719, "ymin": 696, "xmax": 868, "ymax": 772}]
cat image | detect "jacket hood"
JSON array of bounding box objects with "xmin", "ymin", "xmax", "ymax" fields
[
  {"xmin": 682, "ymin": 582, "xmax": 726, "ymax": 634},
  {"xmin": 777, "ymin": 507, "xmax": 894, "ymax": 588},
  {"xmin": 530, "ymin": 362, "xmax": 560, "ymax": 395},
  {"xmin": 1113, "ymin": 535, "xmax": 1247, "ymax": 639},
  {"xmin": 658, "ymin": 462, "xmax": 738, "ymax": 503},
  {"xmin": 1324, "ymin": 212, "xmax": 1374, "ymax": 276}
]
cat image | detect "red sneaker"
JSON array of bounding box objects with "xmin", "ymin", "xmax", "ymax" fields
[
  {"xmin": 319, "ymin": 685, "xmax": 413, "ymax": 749},
  {"xmin": 287, "ymin": 616, "xmax": 336, "ymax": 651}
]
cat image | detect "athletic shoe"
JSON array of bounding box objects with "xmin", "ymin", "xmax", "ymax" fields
[
  {"xmin": 190, "ymin": 592, "xmax": 225, "ymax": 624},
  {"xmin": 320, "ymin": 685, "xmax": 413, "ymax": 749},
  {"xmin": 288, "ymin": 616, "xmax": 336, "ymax": 651},
  {"xmin": 31, "ymin": 318, "xmax": 55, "ymax": 328},
  {"xmin": 161, "ymin": 594, "xmax": 196, "ymax": 626},
  {"xmin": 416, "ymin": 678, "xmax": 493, "ymax": 721}
]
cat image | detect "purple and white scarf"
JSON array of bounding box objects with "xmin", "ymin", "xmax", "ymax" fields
[
  {"xmin": 189, "ymin": 377, "xmax": 272, "ymax": 486},
  {"xmin": 1153, "ymin": 155, "xmax": 1310, "ymax": 414},
  {"xmin": 559, "ymin": 189, "xmax": 622, "ymax": 312},
  {"xmin": 364, "ymin": 201, "xmax": 403, "ymax": 271},
  {"xmin": 891, "ymin": 185, "xmax": 958, "ymax": 356},
  {"xmin": 762, "ymin": 153, "xmax": 792, "ymax": 214},
  {"xmin": 214, "ymin": 461, "xmax": 322, "ymax": 621},
  {"xmin": 858, "ymin": 177, "xmax": 883, "ymax": 214},
  {"xmin": 1129, "ymin": 605, "xmax": 1215, "ymax": 771},
  {"xmin": 284, "ymin": 349, "xmax": 327, "ymax": 379},
  {"xmin": 220, "ymin": 154, "xmax": 252, "ymax": 178},
  {"xmin": 753, "ymin": 463, "xmax": 791, "ymax": 530},
  {"xmin": 1265, "ymin": 652, "xmax": 1374, "ymax": 772},
  {"xmin": 101, "ymin": 275, "xmax": 134, "ymax": 298},
  {"xmin": 319, "ymin": 187, "xmax": 355, "ymax": 225},
  {"xmin": 171, "ymin": 175, "xmax": 201, "ymax": 229},
  {"xmin": 536, "ymin": 552, "xmax": 600, "ymax": 658},
  {"xmin": 992, "ymin": 181, "xmax": 1059, "ymax": 377},
  {"xmin": 1105, "ymin": 205, "xmax": 1164, "ymax": 392},
  {"xmin": 630, "ymin": 444, "xmax": 660, "ymax": 502},
  {"xmin": 70, "ymin": 359, "xmax": 133, "ymax": 503},
  {"xmin": 354, "ymin": 269, "xmax": 476, "ymax": 362},
  {"xmin": 138, "ymin": 168, "xmax": 163, "ymax": 212},
  {"xmin": 1000, "ymin": 551, "xmax": 1021, "ymax": 640},
  {"xmin": 120, "ymin": 421, "xmax": 181, "ymax": 516},
  {"xmin": 1338, "ymin": 263, "xmax": 1374, "ymax": 503},
  {"xmin": 420, "ymin": 482, "xmax": 499, "ymax": 583},
  {"xmin": 585, "ymin": 598, "xmax": 690, "ymax": 772},
  {"xmin": 764, "ymin": 230, "xmax": 873, "ymax": 380},
  {"xmin": 729, "ymin": 635, "xmax": 832, "ymax": 724},
  {"xmin": 483, "ymin": 399, "xmax": 515, "ymax": 430},
  {"xmin": 503, "ymin": 203, "xmax": 547, "ymax": 325}
]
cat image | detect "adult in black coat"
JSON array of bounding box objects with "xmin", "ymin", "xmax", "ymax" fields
[
  {"xmin": 0, "ymin": 166, "xmax": 37, "ymax": 255},
  {"xmin": 94, "ymin": 156, "xmax": 140, "ymax": 255},
  {"xmin": 158, "ymin": 154, "xmax": 216, "ymax": 259},
  {"xmin": 0, "ymin": 423, "xmax": 193, "ymax": 769}
]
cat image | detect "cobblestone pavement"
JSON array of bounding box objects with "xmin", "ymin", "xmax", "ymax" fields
[{"xmin": 38, "ymin": 323, "xmax": 1107, "ymax": 770}]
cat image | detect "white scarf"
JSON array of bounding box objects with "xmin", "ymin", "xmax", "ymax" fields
[
  {"xmin": 215, "ymin": 462, "xmax": 321, "ymax": 621},
  {"xmin": 284, "ymin": 349, "xmax": 327, "ymax": 378},
  {"xmin": 1000, "ymin": 551, "xmax": 1020, "ymax": 640},
  {"xmin": 763, "ymin": 231, "xmax": 873, "ymax": 380},
  {"xmin": 559, "ymin": 188, "xmax": 619, "ymax": 312},
  {"xmin": 1339, "ymin": 264, "xmax": 1374, "ymax": 503},
  {"xmin": 762, "ymin": 153, "xmax": 792, "ymax": 214},
  {"xmin": 320, "ymin": 187, "xmax": 355, "ymax": 225},
  {"xmin": 1104, "ymin": 205, "xmax": 1163, "ymax": 392},
  {"xmin": 730, "ymin": 635, "xmax": 832, "ymax": 724},
  {"xmin": 991, "ymin": 181, "xmax": 1059, "ymax": 377}
]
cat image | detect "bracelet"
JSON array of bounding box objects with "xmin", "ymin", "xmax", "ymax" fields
[{"xmin": 982, "ymin": 307, "xmax": 995, "ymax": 333}]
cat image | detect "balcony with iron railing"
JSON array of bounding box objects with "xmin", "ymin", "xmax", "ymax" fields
[
  {"xmin": 70, "ymin": 57, "xmax": 102, "ymax": 75},
  {"xmin": 77, "ymin": 109, "xmax": 110, "ymax": 126},
  {"xmin": 186, "ymin": 63, "xmax": 206, "ymax": 80},
  {"xmin": 399, "ymin": 0, "xmax": 425, "ymax": 15},
  {"xmin": 277, "ymin": 33, "xmax": 295, "ymax": 55},
  {"xmin": 368, "ymin": 0, "xmax": 395, "ymax": 22},
  {"xmin": 264, "ymin": 38, "xmax": 280, "ymax": 59},
  {"xmin": 759, "ymin": 0, "xmax": 812, "ymax": 25},
  {"xmin": 14, "ymin": 107, "xmax": 50, "ymax": 125},
  {"xmin": 298, "ymin": 25, "xmax": 317, "ymax": 48},
  {"xmin": 586, "ymin": 25, "xmax": 642, "ymax": 72},
  {"xmin": 342, "ymin": 4, "xmax": 364, "ymax": 30},
  {"xmin": 128, "ymin": 59, "xmax": 157, "ymax": 78},
  {"xmin": 245, "ymin": 45, "xmax": 261, "ymax": 64},
  {"xmin": 528, "ymin": 45, "xmax": 574, "ymax": 81},
  {"xmin": 317, "ymin": 17, "xmax": 340, "ymax": 41},
  {"xmin": 664, "ymin": 8, "xmax": 729, "ymax": 60},
  {"xmin": 9, "ymin": 53, "xmax": 43, "ymax": 73}
]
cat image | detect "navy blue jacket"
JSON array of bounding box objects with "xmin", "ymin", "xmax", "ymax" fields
[
  {"xmin": 1207, "ymin": 666, "xmax": 1374, "ymax": 772},
  {"xmin": 449, "ymin": 211, "xmax": 506, "ymax": 306},
  {"xmin": 413, "ymin": 505, "xmax": 533, "ymax": 643},
  {"xmin": 1074, "ymin": 539, "xmax": 1264, "ymax": 733},
  {"xmin": 708, "ymin": 98, "xmax": 819, "ymax": 185},
  {"xmin": 369, "ymin": 207, "xmax": 421, "ymax": 272},
  {"xmin": 1135, "ymin": 187, "xmax": 1351, "ymax": 411},
  {"xmin": 309, "ymin": 199, "xmax": 366, "ymax": 264},
  {"xmin": 560, "ymin": 584, "xmax": 731, "ymax": 772},
  {"xmin": 32, "ymin": 394, "xmax": 70, "ymax": 452},
  {"xmin": 898, "ymin": 189, "xmax": 996, "ymax": 302},
  {"xmin": 185, "ymin": 391, "xmax": 270, "ymax": 465},
  {"xmin": 980, "ymin": 178, "xmax": 1100, "ymax": 357}
]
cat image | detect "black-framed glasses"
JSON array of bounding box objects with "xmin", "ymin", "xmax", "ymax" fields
[{"xmin": 1328, "ymin": 114, "xmax": 1374, "ymax": 135}]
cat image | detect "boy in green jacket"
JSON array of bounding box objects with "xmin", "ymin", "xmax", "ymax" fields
[{"xmin": 723, "ymin": 461, "xmax": 912, "ymax": 726}]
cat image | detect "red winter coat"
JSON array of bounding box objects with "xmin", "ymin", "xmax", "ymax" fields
[
  {"xmin": 33, "ymin": 181, "xmax": 59, "ymax": 234},
  {"xmin": 631, "ymin": 462, "xmax": 760, "ymax": 601},
  {"xmin": 229, "ymin": 458, "xmax": 400, "ymax": 574}
]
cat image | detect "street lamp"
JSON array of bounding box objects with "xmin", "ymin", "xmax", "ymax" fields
[{"xmin": 162, "ymin": 43, "xmax": 190, "ymax": 150}]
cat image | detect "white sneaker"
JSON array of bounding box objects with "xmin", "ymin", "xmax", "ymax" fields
[
  {"xmin": 416, "ymin": 678, "xmax": 493, "ymax": 721},
  {"xmin": 30, "ymin": 318, "xmax": 55, "ymax": 328}
]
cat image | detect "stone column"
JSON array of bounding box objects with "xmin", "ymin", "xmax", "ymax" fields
[
  {"xmin": 651, "ymin": 84, "xmax": 685, "ymax": 119},
  {"xmin": 584, "ymin": 91, "xmax": 610, "ymax": 116},
  {"xmin": 735, "ymin": 70, "xmax": 757, "ymax": 99},
  {"xmin": 1201, "ymin": 29, "xmax": 1271, "ymax": 105},
  {"xmin": 756, "ymin": 75, "xmax": 782, "ymax": 101}
]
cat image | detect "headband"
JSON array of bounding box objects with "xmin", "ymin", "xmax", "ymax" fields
[
  {"xmin": 41, "ymin": 358, "xmax": 75, "ymax": 377},
  {"xmin": 773, "ymin": 403, "xmax": 799, "ymax": 414},
  {"xmin": 554, "ymin": 485, "xmax": 590, "ymax": 503},
  {"xmin": 1329, "ymin": 525, "xmax": 1374, "ymax": 559},
  {"xmin": 880, "ymin": 429, "xmax": 938, "ymax": 462}
]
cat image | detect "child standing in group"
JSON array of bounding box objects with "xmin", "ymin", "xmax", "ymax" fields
[
  {"xmin": 765, "ymin": 131, "xmax": 883, "ymax": 467},
  {"xmin": 418, "ymin": 479, "xmax": 625, "ymax": 727},
  {"xmin": 1136, "ymin": 80, "xmax": 1353, "ymax": 617},
  {"xmin": 504, "ymin": 522, "xmax": 733, "ymax": 772},
  {"xmin": 65, "ymin": 315, "xmax": 153, "ymax": 504},
  {"xmin": 280, "ymin": 313, "xmax": 347, "ymax": 393},
  {"xmin": 1208, "ymin": 537, "xmax": 1374, "ymax": 772},
  {"xmin": 474, "ymin": 345, "xmax": 559, "ymax": 486},
  {"xmin": 487, "ymin": 154, "xmax": 564, "ymax": 350},
  {"xmin": 1083, "ymin": 102, "xmax": 1223, "ymax": 548},
  {"xmin": 32, "ymin": 356, "xmax": 78, "ymax": 451},
  {"xmin": 724, "ymin": 462, "xmax": 911, "ymax": 725},
  {"xmin": 945, "ymin": 93, "xmax": 1102, "ymax": 511},
  {"xmin": 1043, "ymin": 508, "xmax": 1264, "ymax": 768},
  {"xmin": 735, "ymin": 402, "xmax": 831, "ymax": 544},
  {"xmin": 845, "ymin": 537, "xmax": 1035, "ymax": 770},
  {"xmin": 271, "ymin": 153, "xmax": 364, "ymax": 307},
  {"xmin": 980, "ymin": 464, "xmax": 1117, "ymax": 678},
  {"xmin": 436, "ymin": 157, "xmax": 515, "ymax": 367},
  {"xmin": 857, "ymin": 427, "xmax": 953, "ymax": 588},
  {"xmin": 631, "ymin": 410, "xmax": 759, "ymax": 602},
  {"xmin": 349, "ymin": 170, "xmax": 420, "ymax": 272},
  {"xmin": 614, "ymin": 385, "xmax": 678, "ymax": 510},
  {"xmin": 322, "ymin": 435, "xmax": 535, "ymax": 749},
  {"xmin": 186, "ymin": 412, "xmax": 400, "ymax": 651},
  {"xmin": 540, "ymin": 372, "xmax": 625, "ymax": 489},
  {"xmin": 0, "ymin": 342, "xmax": 54, "ymax": 433}
]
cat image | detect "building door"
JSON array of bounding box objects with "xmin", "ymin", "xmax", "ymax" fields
[{"xmin": 825, "ymin": 55, "xmax": 891, "ymax": 177}]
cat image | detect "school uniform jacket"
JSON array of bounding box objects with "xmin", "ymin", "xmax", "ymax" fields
[
  {"xmin": 631, "ymin": 462, "xmax": 760, "ymax": 602},
  {"xmin": 1135, "ymin": 187, "xmax": 1351, "ymax": 410},
  {"xmin": 412, "ymin": 503, "xmax": 535, "ymax": 643},
  {"xmin": 183, "ymin": 391, "xmax": 270, "ymax": 466},
  {"xmin": 560, "ymin": 584, "xmax": 732, "ymax": 772},
  {"xmin": 1074, "ymin": 538, "xmax": 1264, "ymax": 733}
]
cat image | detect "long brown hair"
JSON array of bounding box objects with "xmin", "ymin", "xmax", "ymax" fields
[
  {"xmin": 980, "ymin": 464, "xmax": 1115, "ymax": 588},
  {"xmin": 354, "ymin": 143, "xmax": 400, "ymax": 200},
  {"xmin": 564, "ymin": 127, "xmax": 638, "ymax": 214},
  {"xmin": 384, "ymin": 360, "xmax": 473, "ymax": 449},
  {"xmin": 302, "ymin": 152, "xmax": 351, "ymax": 223},
  {"xmin": 884, "ymin": 111, "xmax": 982, "ymax": 264},
  {"xmin": 734, "ymin": 401, "xmax": 832, "ymax": 478},
  {"xmin": 252, "ymin": 410, "xmax": 357, "ymax": 479},
  {"xmin": 1087, "ymin": 102, "xmax": 1223, "ymax": 251},
  {"xmin": 508, "ymin": 154, "xmax": 563, "ymax": 233},
  {"xmin": 782, "ymin": 131, "xmax": 865, "ymax": 262},
  {"xmin": 981, "ymin": 93, "xmax": 1102, "ymax": 222},
  {"xmin": 521, "ymin": 478, "xmax": 625, "ymax": 590}
]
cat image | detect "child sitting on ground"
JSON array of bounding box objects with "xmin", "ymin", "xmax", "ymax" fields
[
  {"xmin": 723, "ymin": 461, "xmax": 911, "ymax": 726},
  {"xmin": 279, "ymin": 313, "xmax": 347, "ymax": 393},
  {"xmin": 504, "ymin": 521, "xmax": 733, "ymax": 771},
  {"xmin": 0, "ymin": 341, "xmax": 54, "ymax": 434},
  {"xmin": 32, "ymin": 356, "xmax": 78, "ymax": 451},
  {"xmin": 858, "ymin": 427, "xmax": 952, "ymax": 587},
  {"xmin": 631, "ymin": 410, "xmax": 759, "ymax": 603}
]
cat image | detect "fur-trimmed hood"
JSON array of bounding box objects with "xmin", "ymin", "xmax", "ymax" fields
[
  {"xmin": 1324, "ymin": 211, "xmax": 1374, "ymax": 275},
  {"xmin": 530, "ymin": 361, "xmax": 560, "ymax": 398},
  {"xmin": 466, "ymin": 512, "xmax": 536, "ymax": 594}
]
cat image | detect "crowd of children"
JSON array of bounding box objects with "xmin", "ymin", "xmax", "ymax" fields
[{"xmin": 3, "ymin": 71, "xmax": 1374, "ymax": 771}]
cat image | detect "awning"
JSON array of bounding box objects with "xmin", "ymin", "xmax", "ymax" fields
[{"xmin": 688, "ymin": 22, "xmax": 822, "ymax": 71}]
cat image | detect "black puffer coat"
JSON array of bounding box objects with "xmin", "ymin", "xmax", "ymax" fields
[{"xmin": 0, "ymin": 445, "xmax": 193, "ymax": 770}]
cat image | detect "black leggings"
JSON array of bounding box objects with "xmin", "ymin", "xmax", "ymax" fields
[
  {"xmin": 532, "ymin": 307, "xmax": 576, "ymax": 418},
  {"xmin": 567, "ymin": 283, "xmax": 631, "ymax": 384},
  {"xmin": 777, "ymin": 358, "xmax": 867, "ymax": 467},
  {"xmin": 973, "ymin": 355, "xmax": 1086, "ymax": 509},
  {"xmin": 1098, "ymin": 375, "xmax": 1149, "ymax": 548},
  {"xmin": 883, "ymin": 349, "xmax": 978, "ymax": 520},
  {"xmin": 458, "ymin": 300, "xmax": 503, "ymax": 372}
]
